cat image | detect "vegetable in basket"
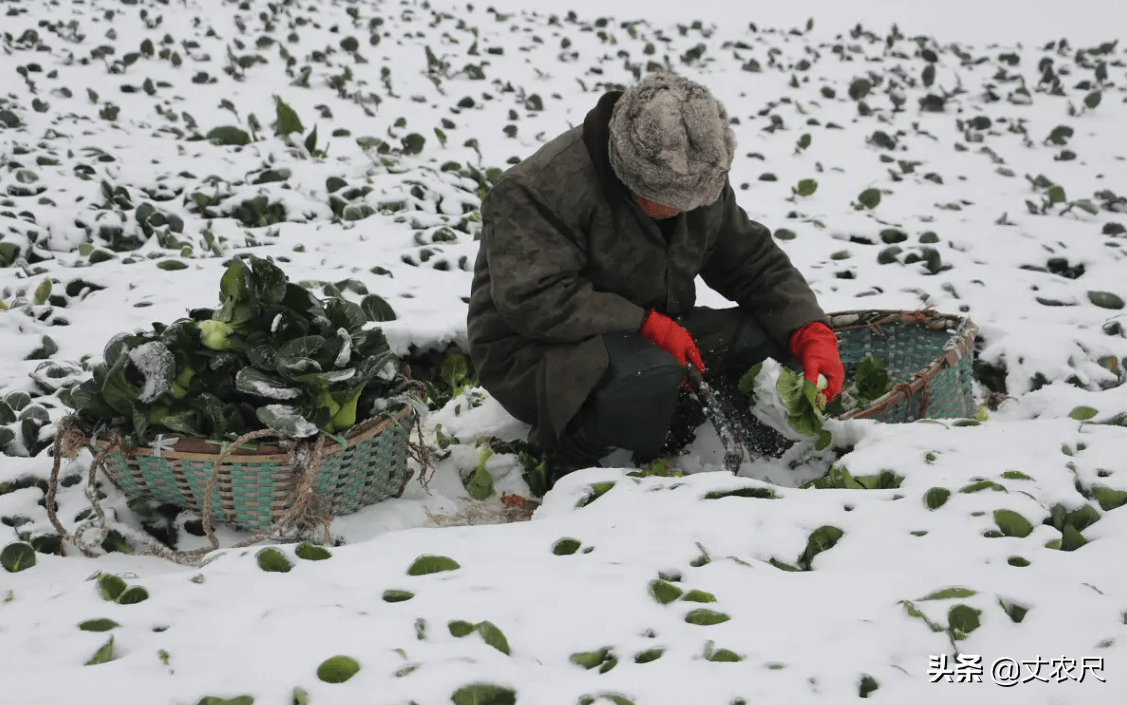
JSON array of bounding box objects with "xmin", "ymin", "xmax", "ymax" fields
[{"xmin": 63, "ymin": 256, "xmax": 412, "ymax": 449}]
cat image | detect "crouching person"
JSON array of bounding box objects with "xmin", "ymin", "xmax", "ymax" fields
[{"xmin": 466, "ymin": 72, "xmax": 845, "ymax": 482}]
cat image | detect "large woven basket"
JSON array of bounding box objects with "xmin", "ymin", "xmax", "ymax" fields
[
  {"xmin": 92, "ymin": 405, "xmax": 415, "ymax": 532},
  {"xmin": 828, "ymin": 309, "xmax": 978, "ymax": 422}
]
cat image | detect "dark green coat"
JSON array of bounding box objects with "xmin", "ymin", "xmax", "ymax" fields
[{"xmin": 467, "ymin": 91, "xmax": 828, "ymax": 450}]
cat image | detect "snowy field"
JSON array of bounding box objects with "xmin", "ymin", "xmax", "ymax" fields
[{"xmin": 2, "ymin": 0, "xmax": 1126, "ymax": 703}]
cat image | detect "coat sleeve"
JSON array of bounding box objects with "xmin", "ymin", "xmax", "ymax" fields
[
  {"xmin": 698, "ymin": 182, "xmax": 829, "ymax": 344},
  {"xmin": 481, "ymin": 179, "xmax": 647, "ymax": 343}
]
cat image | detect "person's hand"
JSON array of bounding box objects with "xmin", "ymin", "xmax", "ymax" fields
[
  {"xmin": 789, "ymin": 322, "xmax": 845, "ymax": 407},
  {"xmin": 640, "ymin": 309, "xmax": 705, "ymax": 375}
]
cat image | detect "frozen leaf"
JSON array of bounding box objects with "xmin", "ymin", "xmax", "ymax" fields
[
  {"xmin": 1000, "ymin": 599, "xmax": 1029, "ymax": 623},
  {"xmin": 316, "ymin": 655, "xmax": 360, "ymax": 683},
  {"xmin": 948, "ymin": 605, "xmax": 981, "ymax": 638},
  {"xmin": 464, "ymin": 450, "xmax": 495, "ymax": 500},
  {"xmin": 903, "ymin": 600, "xmax": 945, "ymax": 632},
  {"xmin": 1087, "ymin": 292, "xmax": 1124, "ymax": 310},
  {"xmin": 451, "ymin": 684, "xmax": 516, "ymax": 705},
  {"xmin": 79, "ymin": 619, "xmax": 120, "ymax": 632},
  {"xmin": 1068, "ymin": 406, "xmax": 1099, "ymax": 421},
  {"xmin": 295, "ymin": 543, "xmax": 332, "ymax": 561},
  {"xmin": 1065, "ymin": 505, "xmax": 1100, "ymax": 532},
  {"xmin": 33, "ymin": 278, "xmax": 52, "ymax": 305},
  {"xmin": 382, "ymin": 590, "xmax": 414, "ymax": 603},
  {"xmin": 1092, "ymin": 486, "xmax": 1127, "ymax": 511},
  {"xmin": 634, "ymin": 648, "xmax": 664, "ymax": 664},
  {"xmin": 1084, "ymin": 91, "xmax": 1102, "ymax": 110},
  {"xmin": 993, "ymin": 509, "xmax": 1034, "ymax": 538},
  {"xmin": 274, "ymin": 96, "xmax": 305, "ymax": 137},
  {"xmin": 1045, "ymin": 125, "xmax": 1074, "ymax": 145},
  {"xmin": 570, "ymin": 648, "xmax": 614, "ymax": 670},
  {"xmin": 799, "ymin": 526, "xmax": 844, "ymax": 569},
  {"xmin": 848, "ymin": 78, "xmax": 871, "ymax": 100},
  {"xmin": 360, "ymin": 294, "xmax": 396, "ymax": 322},
  {"xmin": 86, "ymin": 636, "xmax": 115, "ymax": 666},
  {"xmin": 552, "ymin": 538, "xmax": 581, "ymax": 556},
  {"xmin": 705, "ymin": 645, "xmax": 743, "ymax": 662},
  {"xmin": 857, "ymin": 188, "xmax": 881, "ymax": 209},
  {"xmin": 919, "ymin": 587, "xmax": 976, "ymax": 601},
  {"xmin": 128, "ymin": 342, "xmax": 175, "ymax": 404},
  {"xmin": 197, "ymin": 698, "xmax": 254, "ymax": 705},
  {"xmin": 681, "ymin": 590, "xmax": 717, "ymax": 603},
  {"xmin": 292, "ymin": 688, "xmax": 309, "ymax": 705},
  {"xmin": 256, "ymin": 548, "xmax": 293, "ymax": 573},
  {"xmin": 649, "ymin": 580, "xmax": 683, "ymax": 604},
  {"xmin": 256, "ymin": 405, "xmax": 318, "ymax": 437},
  {"xmin": 206, "ymin": 126, "xmax": 252, "ymax": 146},
  {"xmin": 407, "ymin": 555, "xmax": 460, "ymax": 576},
  {"xmin": 703, "ymin": 487, "xmax": 776, "ymax": 500},
  {"xmin": 117, "ymin": 586, "xmax": 149, "ymax": 605},
  {"xmin": 1059, "ymin": 525, "xmax": 1088, "ymax": 552},
  {"xmin": 97, "ymin": 575, "xmax": 127, "ymax": 601},
  {"xmin": 859, "ymin": 675, "xmax": 879, "ymax": 698},
  {"xmin": 402, "ymin": 133, "xmax": 426, "ymax": 155},
  {"xmin": 795, "ymin": 179, "xmax": 817, "ymax": 197},
  {"xmin": 769, "ymin": 558, "xmax": 801, "ymax": 572},
  {"xmin": 474, "ymin": 621, "xmax": 511, "ymax": 655},
  {"xmin": 959, "ymin": 480, "xmax": 1007, "ymax": 493},
  {"xmin": 1, "ymin": 542, "xmax": 36, "ymax": 573},
  {"xmin": 685, "ymin": 609, "xmax": 731, "ymax": 626},
  {"xmin": 576, "ymin": 482, "xmax": 616, "ymax": 508}
]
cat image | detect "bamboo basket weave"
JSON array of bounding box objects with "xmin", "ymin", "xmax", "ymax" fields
[
  {"xmin": 91, "ymin": 405, "xmax": 415, "ymax": 533},
  {"xmin": 828, "ymin": 309, "xmax": 978, "ymax": 422}
]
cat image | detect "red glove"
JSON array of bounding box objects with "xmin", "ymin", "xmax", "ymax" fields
[
  {"xmin": 640, "ymin": 309, "xmax": 705, "ymax": 375},
  {"xmin": 789, "ymin": 321, "xmax": 845, "ymax": 403}
]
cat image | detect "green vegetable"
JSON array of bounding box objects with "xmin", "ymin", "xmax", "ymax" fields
[
  {"xmin": 850, "ymin": 357, "xmax": 892, "ymax": 406},
  {"xmin": 86, "ymin": 636, "xmax": 115, "ymax": 666},
  {"xmin": 329, "ymin": 384, "xmax": 365, "ymax": 432},
  {"xmin": 1, "ymin": 542, "xmax": 37, "ymax": 573},
  {"xmin": 198, "ymin": 320, "xmax": 234, "ymax": 351},
  {"xmin": 407, "ymin": 555, "xmax": 460, "ymax": 575},
  {"xmin": 64, "ymin": 256, "xmax": 406, "ymax": 449},
  {"xmin": 316, "ymin": 655, "xmax": 360, "ymax": 683}
]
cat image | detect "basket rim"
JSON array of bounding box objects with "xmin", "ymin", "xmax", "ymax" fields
[
  {"xmin": 827, "ymin": 309, "xmax": 979, "ymax": 421},
  {"xmin": 92, "ymin": 402, "xmax": 412, "ymax": 462}
]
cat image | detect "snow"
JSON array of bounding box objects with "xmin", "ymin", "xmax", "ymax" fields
[
  {"xmin": 1, "ymin": 0, "xmax": 1126, "ymax": 703},
  {"xmin": 127, "ymin": 342, "xmax": 174, "ymax": 405}
]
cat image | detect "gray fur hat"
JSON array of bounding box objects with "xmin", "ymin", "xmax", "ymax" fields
[{"xmin": 608, "ymin": 72, "xmax": 736, "ymax": 212}]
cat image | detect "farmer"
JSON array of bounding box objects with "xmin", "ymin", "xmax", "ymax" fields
[{"xmin": 467, "ymin": 71, "xmax": 844, "ymax": 476}]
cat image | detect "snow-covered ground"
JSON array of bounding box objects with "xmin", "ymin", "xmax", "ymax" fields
[{"xmin": 1, "ymin": 0, "xmax": 1125, "ymax": 703}]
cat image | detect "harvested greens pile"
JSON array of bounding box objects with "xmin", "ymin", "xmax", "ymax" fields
[{"xmin": 64, "ymin": 256, "xmax": 410, "ymax": 449}]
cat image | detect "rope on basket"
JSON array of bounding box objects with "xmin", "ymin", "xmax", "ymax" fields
[
  {"xmin": 47, "ymin": 415, "xmax": 336, "ymax": 566},
  {"xmin": 834, "ymin": 308, "xmax": 949, "ymax": 334},
  {"xmin": 890, "ymin": 372, "xmax": 933, "ymax": 421}
]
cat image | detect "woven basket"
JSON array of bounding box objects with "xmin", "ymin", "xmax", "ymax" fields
[
  {"xmin": 92, "ymin": 404, "xmax": 415, "ymax": 533},
  {"xmin": 827, "ymin": 309, "xmax": 978, "ymax": 423}
]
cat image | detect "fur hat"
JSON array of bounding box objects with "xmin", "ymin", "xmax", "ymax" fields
[{"xmin": 608, "ymin": 72, "xmax": 736, "ymax": 212}]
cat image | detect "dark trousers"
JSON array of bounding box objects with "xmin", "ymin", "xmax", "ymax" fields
[{"xmin": 552, "ymin": 307, "xmax": 795, "ymax": 465}]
